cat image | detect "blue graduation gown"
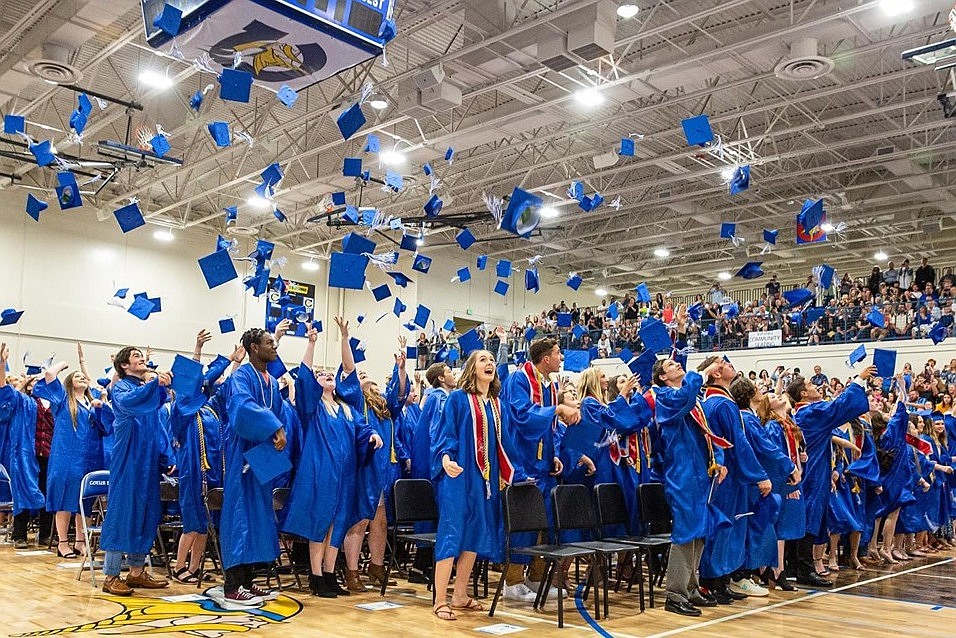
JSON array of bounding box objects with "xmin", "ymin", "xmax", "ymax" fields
[
  {"xmin": 34, "ymin": 379, "xmax": 108, "ymax": 513},
  {"xmin": 873, "ymin": 402, "xmax": 917, "ymax": 518},
  {"xmin": 432, "ymin": 390, "xmax": 525, "ymax": 563},
  {"xmin": 99, "ymin": 376, "xmax": 169, "ymax": 554},
  {"xmin": 741, "ymin": 410, "xmax": 794, "ymax": 568},
  {"xmin": 0, "ymin": 386, "xmax": 44, "ymax": 514},
  {"xmin": 221, "ymin": 363, "xmax": 286, "ymax": 569},
  {"xmin": 422, "ymin": 387, "xmax": 451, "ymax": 480},
  {"xmin": 765, "ymin": 420, "xmax": 806, "ymax": 540},
  {"xmin": 337, "ymin": 365, "xmax": 407, "ymax": 523},
  {"xmin": 847, "ymin": 422, "xmax": 881, "ymax": 545},
  {"xmin": 283, "ymin": 364, "xmax": 376, "ymax": 544},
  {"xmin": 699, "ymin": 388, "xmax": 768, "ymax": 579},
  {"xmin": 793, "ymin": 382, "xmax": 869, "ymax": 537},
  {"xmin": 655, "ymin": 372, "xmax": 725, "ymax": 546},
  {"xmin": 827, "ymin": 431, "xmax": 863, "ymax": 535},
  {"xmin": 398, "ymin": 402, "xmax": 422, "ymax": 478},
  {"xmin": 898, "ymin": 445, "xmax": 934, "ymax": 534}
]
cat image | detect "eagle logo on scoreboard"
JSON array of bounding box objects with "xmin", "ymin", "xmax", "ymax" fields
[
  {"xmin": 207, "ymin": 20, "xmax": 328, "ymax": 83},
  {"xmin": 13, "ymin": 591, "xmax": 302, "ymax": 637}
]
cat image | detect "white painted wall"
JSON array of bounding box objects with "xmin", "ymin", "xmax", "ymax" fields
[{"xmin": 0, "ymin": 200, "xmax": 594, "ymax": 381}]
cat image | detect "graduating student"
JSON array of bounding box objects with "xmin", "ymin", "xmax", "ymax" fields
[
  {"xmin": 284, "ymin": 320, "xmax": 382, "ymax": 597},
  {"xmin": 653, "ymin": 356, "xmax": 727, "ymax": 617},
  {"xmin": 220, "ymin": 328, "xmax": 289, "ymax": 606},
  {"xmin": 337, "ymin": 323, "xmax": 409, "ymax": 592},
  {"xmin": 431, "ymin": 349, "xmax": 526, "ymax": 621},
  {"xmin": 397, "ymin": 375, "xmax": 423, "ymax": 478},
  {"xmin": 99, "ymin": 347, "xmax": 173, "ymax": 596},
  {"xmin": 697, "ymin": 356, "xmax": 772, "ymax": 601},
  {"xmin": 500, "ymin": 338, "xmax": 581, "ymax": 600},
  {"xmin": 0, "ymin": 344, "xmax": 45, "ymax": 540},
  {"xmin": 822, "ymin": 425, "xmax": 865, "ymax": 573},
  {"xmin": 786, "ymin": 364, "xmax": 876, "ymax": 586}
]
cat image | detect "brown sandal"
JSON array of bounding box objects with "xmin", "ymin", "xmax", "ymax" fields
[
  {"xmin": 433, "ymin": 604, "xmax": 457, "ymax": 621},
  {"xmin": 450, "ymin": 598, "xmax": 485, "ymax": 612}
]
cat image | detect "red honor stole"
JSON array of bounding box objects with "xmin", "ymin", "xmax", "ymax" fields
[
  {"xmin": 905, "ymin": 433, "xmax": 932, "ymax": 455},
  {"xmin": 469, "ymin": 394, "xmax": 516, "ymax": 498},
  {"xmin": 521, "ymin": 361, "xmax": 558, "ymax": 421},
  {"xmin": 698, "ymin": 387, "xmax": 735, "ymax": 449},
  {"xmin": 782, "ymin": 418, "xmax": 802, "ymax": 472}
]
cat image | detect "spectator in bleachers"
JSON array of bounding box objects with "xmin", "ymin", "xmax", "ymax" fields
[{"xmin": 915, "ymin": 256, "xmax": 936, "ymax": 290}]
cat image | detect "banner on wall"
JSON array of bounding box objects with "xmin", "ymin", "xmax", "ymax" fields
[
  {"xmin": 267, "ymin": 277, "xmax": 316, "ymax": 338},
  {"xmin": 748, "ymin": 329, "xmax": 782, "ymax": 349}
]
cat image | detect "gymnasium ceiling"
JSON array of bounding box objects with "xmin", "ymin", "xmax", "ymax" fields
[{"xmin": 2, "ymin": 0, "xmax": 956, "ymax": 296}]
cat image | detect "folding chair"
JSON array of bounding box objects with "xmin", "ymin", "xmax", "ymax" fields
[
  {"xmin": 272, "ymin": 487, "xmax": 303, "ymax": 590},
  {"xmin": 0, "ymin": 464, "xmax": 14, "ymax": 543},
  {"xmin": 552, "ymin": 484, "xmax": 635, "ymax": 620},
  {"xmin": 489, "ymin": 483, "xmax": 595, "ymax": 629},
  {"xmin": 77, "ymin": 470, "xmax": 109, "ymax": 585},
  {"xmin": 594, "ymin": 483, "xmax": 671, "ymax": 610},
  {"xmin": 638, "ymin": 482, "xmax": 673, "ymax": 587},
  {"xmin": 155, "ymin": 480, "xmax": 183, "ymax": 578},
  {"xmin": 382, "ymin": 479, "xmax": 438, "ymax": 598},
  {"xmin": 196, "ymin": 487, "xmax": 224, "ymax": 588}
]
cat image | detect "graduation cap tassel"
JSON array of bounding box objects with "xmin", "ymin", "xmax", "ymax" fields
[
  {"xmin": 528, "ymin": 255, "xmax": 543, "ymax": 267},
  {"xmin": 232, "ymin": 51, "xmax": 243, "ymax": 69},
  {"xmin": 483, "ymin": 191, "xmax": 504, "ymax": 225},
  {"xmin": 359, "ymin": 82, "xmax": 375, "ymax": 105},
  {"xmin": 429, "ymin": 174, "xmax": 442, "ymax": 194},
  {"xmin": 760, "ymin": 243, "xmax": 773, "ymax": 255},
  {"xmin": 234, "ymin": 131, "xmax": 254, "ymax": 146},
  {"xmin": 193, "ymin": 53, "xmax": 218, "ymax": 75},
  {"xmin": 361, "ymin": 251, "xmax": 399, "ymax": 270}
]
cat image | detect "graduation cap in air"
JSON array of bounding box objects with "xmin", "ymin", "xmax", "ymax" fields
[
  {"xmin": 639, "ymin": 318, "xmax": 671, "ymax": 353},
  {"xmin": 873, "ymin": 348, "xmax": 897, "ymax": 379},
  {"xmin": 277, "ymin": 84, "xmax": 298, "ymax": 108},
  {"xmin": 681, "ymin": 114, "xmax": 714, "ymax": 146},
  {"xmin": 25, "ymin": 194, "xmax": 47, "ymax": 222},
  {"xmin": 329, "ymin": 252, "xmax": 369, "ymax": 290},
  {"xmin": 150, "ymin": 133, "xmax": 171, "ymax": 158},
  {"xmin": 387, "ymin": 271, "xmax": 412, "ymax": 288},
  {"xmin": 735, "ymin": 261, "xmax": 764, "ymax": 280},
  {"xmin": 847, "ymin": 343, "xmax": 867, "ymax": 368},
  {"xmin": 866, "ymin": 307, "xmax": 885, "ymax": 329},
  {"xmin": 806, "ymin": 307, "xmax": 825, "ymax": 325},
  {"xmin": 567, "ymin": 273, "xmax": 583, "ymax": 291},
  {"xmin": 134, "ymin": 292, "xmax": 162, "ymax": 313},
  {"xmin": 393, "ymin": 298, "xmax": 407, "ymax": 317},
  {"xmin": 413, "ymin": 304, "xmax": 430, "ymax": 328},
  {"xmin": 370, "ymin": 284, "xmax": 391, "ymax": 302},
  {"xmin": 384, "ymin": 170, "xmax": 404, "ymax": 192},
  {"xmin": 445, "ymin": 147, "xmax": 455, "ymax": 163},
  {"xmin": 171, "ymin": 354, "xmax": 204, "ymax": 397},
  {"xmin": 219, "ymin": 317, "xmax": 236, "ymax": 334},
  {"xmin": 557, "ymin": 312, "xmax": 572, "ymax": 328},
  {"xmin": 208, "ymin": 122, "xmax": 231, "ymax": 147},
  {"xmin": 153, "ymin": 3, "xmax": 183, "ymax": 36},
  {"xmin": 113, "ymin": 202, "xmax": 146, "ymax": 234},
  {"xmin": 929, "ymin": 323, "xmax": 948, "ymax": 345},
  {"xmin": 728, "ymin": 165, "xmax": 750, "ymax": 195},
  {"xmin": 500, "ymin": 187, "xmax": 542, "ymax": 238},
  {"xmin": 455, "ymin": 228, "xmax": 476, "ymax": 250},
  {"xmin": 635, "ymin": 282, "xmax": 651, "ymax": 303},
  {"xmin": 423, "ymin": 194, "xmax": 442, "ymax": 217},
  {"xmin": 525, "ymin": 268, "xmax": 539, "ymax": 293},
  {"xmin": 477, "ymin": 255, "xmax": 488, "ymax": 271},
  {"xmin": 343, "ymin": 157, "xmax": 363, "ymax": 177},
  {"xmin": 342, "ymin": 232, "xmax": 376, "ymax": 255},
  {"xmin": 256, "ymin": 163, "xmax": 284, "ymax": 199},
  {"xmin": 29, "ymin": 140, "xmax": 56, "ymax": 166},
  {"xmin": 336, "ymin": 102, "xmax": 366, "ymax": 140},
  {"xmin": 629, "ymin": 349, "xmax": 658, "ymax": 388},
  {"xmin": 342, "ymin": 205, "xmax": 360, "ymax": 224},
  {"xmin": 763, "ymin": 229, "xmax": 778, "ymax": 245},
  {"xmin": 69, "ymin": 93, "xmax": 92, "ymax": 136},
  {"xmin": 127, "ymin": 296, "xmax": 157, "ymax": 321},
  {"xmin": 568, "ymin": 181, "xmax": 585, "ymax": 203},
  {"xmin": 572, "ymin": 324, "xmax": 587, "ymax": 340},
  {"xmin": 0, "ymin": 308, "xmax": 24, "ymax": 326},
  {"xmin": 525, "ymin": 327, "xmax": 538, "ymax": 344},
  {"xmin": 331, "ymin": 191, "xmax": 346, "ymax": 206},
  {"xmin": 4, "ymin": 114, "xmax": 24, "ymax": 135},
  {"xmin": 496, "ymin": 259, "xmax": 512, "ymax": 279},
  {"xmin": 563, "ymin": 350, "xmax": 590, "ymax": 373},
  {"xmin": 362, "ymin": 134, "xmax": 380, "ymax": 153},
  {"xmin": 579, "ymin": 193, "xmax": 604, "ymax": 212},
  {"xmin": 814, "ymin": 264, "xmax": 835, "ymax": 289},
  {"xmin": 224, "ymin": 206, "xmax": 238, "ymax": 224},
  {"xmin": 688, "ymin": 302, "xmax": 703, "ymax": 323},
  {"xmin": 619, "ymin": 137, "xmax": 635, "ymax": 157},
  {"xmin": 606, "ymin": 303, "xmax": 620, "ymax": 321},
  {"xmin": 783, "ymin": 288, "xmax": 814, "ymax": 308},
  {"xmin": 458, "ymin": 329, "xmax": 483, "ymax": 357},
  {"xmin": 219, "ymin": 68, "xmax": 254, "ymax": 103},
  {"xmin": 796, "ymin": 199, "xmax": 827, "ymax": 244},
  {"xmin": 55, "ymin": 172, "xmax": 81, "ymax": 210},
  {"xmin": 494, "ymin": 280, "xmax": 510, "ymax": 296},
  {"xmin": 720, "ymin": 222, "xmax": 737, "ymax": 240},
  {"xmin": 412, "ymin": 254, "xmax": 432, "ymax": 274},
  {"xmin": 456, "ymin": 267, "xmax": 471, "ymax": 283},
  {"xmin": 723, "ymin": 302, "xmax": 740, "ymax": 320},
  {"xmin": 243, "ymin": 439, "xmax": 292, "ymax": 485}
]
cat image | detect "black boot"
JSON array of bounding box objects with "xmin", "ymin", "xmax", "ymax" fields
[
  {"xmin": 324, "ymin": 572, "xmax": 350, "ymax": 596},
  {"xmin": 310, "ymin": 574, "xmax": 336, "ymax": 598}
]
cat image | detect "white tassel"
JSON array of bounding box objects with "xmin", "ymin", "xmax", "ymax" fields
[
  {"xmin": 234, "ymin": 131, "xmax": 254, "ymax": 146},
  {"xmin": 483, "ymin": 191, "xmax": 504, "ymax": 225},
  {"xmin": 232, "ymin": 51, "xmax": 243, "ymax": 69},
  {"xmin": 362, "ymin": 251, "xmax": 399, "ymax": 270},
  {"xmin": 429, "ymin": 174, "xmax": 442, "ymax": 194},
  {"xmin": 609, "ymin": 195, "xmax": 623, "ymax": 210},
  {"xmin": 528, "ymin": 255, "xmax": 543, "ymax": 266}
]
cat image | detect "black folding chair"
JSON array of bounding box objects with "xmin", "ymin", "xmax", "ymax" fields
[
  {"xmin": 594, "ymin": 483, "xmax": 671, "ymax": 610},
  {"xmin": 552, "ymin": 484, "xmax": 635, "ymax": 620},
  {"xmin": 382, "ymin": 479, "xmax": 438, "ymax": 598},
  {"xmin": 489, "ymin": 484, "xmax": 595, "ymax": 629},
  {"xmin": 637, "ymin": 482, "xmax": 673, "ymax": 587},
  {"xmin": 196, "ymin": 488, "xmax": 224, "ymax": 588},
  {"xmin": 155, "ymin": 481, "xmax": 183, "ymax": 578}
]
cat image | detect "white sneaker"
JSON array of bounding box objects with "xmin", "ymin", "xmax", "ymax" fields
[
  {"xmin": 728, "ymin": 578, "xmax": 769, "ymax": 597},
  {"xmin": 503, "ymin": 583, "xmax": 538, "ymax": 602},
  {"xmin": 525, "ymin": 580, "xmax": 568, "ymax": 599}
]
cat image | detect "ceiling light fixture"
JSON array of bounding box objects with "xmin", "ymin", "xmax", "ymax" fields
[
  {"xmin": 247, "ymin": 194, "xmax": 272, "ymax": 209},
  {"xmin": 718, "ymin": 272, "xmax": 732, "ymax": 281},
  {"xmin": 574, "ymin": 87, "xmax": 605, "ymax": 107},
  {"xmin": 301, "ymin": 258, "xmax": 319, "ymax": 271},
  {"xmin": 380, "ymin": 149, "xmax": 406, "ymax": 165},
  {"xmin": 880, "ymin": 0, "xmax": 913, "ymax": 17},
  {"xmin": 617, "ymin": 3, "xmax": 640, "ymax": 19},
  {"xmin": 874, "ymin": 251, "xmax": 888, "ymax": 261},
  {"xmin": 368, "ymin": 97, "xmax": 388, "ymax": 110},
  {"xmin": 539, "ymin": 205, "xmax": 559, "ymax": 219},
  {"xmin": 653, "ymin": 247, "xmax": 670, "ymax": 258},
  {"xmin": 152, "ymin": 228, "xmax": 174, "ymax": 242},
  {"xmin": 138, "ymin": 69, "xmax": 173, "ymax": 90},
  {"xmin": 595, "ymin": 287, "xmax": 608, "ymax": 297}
]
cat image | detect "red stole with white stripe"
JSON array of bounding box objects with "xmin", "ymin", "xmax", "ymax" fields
[
  {"xmin": 697, "ymin": 386, "xmax": 735, "ymax": 449},
  {"xmin": 468, "ymin": 393, "xmax": 516, "ymax": 498}
]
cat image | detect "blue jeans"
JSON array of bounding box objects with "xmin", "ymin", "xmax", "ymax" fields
[{"xmin": 104, "ymin": 551, "xmax": 146, "ymax": 577}]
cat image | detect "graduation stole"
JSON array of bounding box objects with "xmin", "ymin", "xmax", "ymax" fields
[
  {"xmin": 468, "ymin": 393, "xmax": 515, "ymax": 499},
  {"xmin": 698, "ymin": 388, "xmax": 735, "ymax": 449},
  {"xmin": 905, "ymin": 433, "xmax": 932, "ymax": 456},
  {"xmin": 364, "ymin": 400, "xmax": 398, "ymax": 464},
  {"xmin": 781, "ymin": 417, "xmax": 802, "ymax": 472},
  {"xmin": 521, "ymin": 361, "xmax": 558, "ymax": 460}
]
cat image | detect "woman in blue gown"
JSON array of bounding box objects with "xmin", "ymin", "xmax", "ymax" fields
[
  {"xmin": 284, "ymin": 321, "xmax": 381, "ymax": 598},
  {"xmin": 34, "ymin": 362, "xmax": 110, "ymax": 560},
  {"xmin": 824, "ymin": 426, "xmax": 864, "ymax": 572},
  {"xmin": 0, "ymin": 344, "xmax": 45, "ymax": 527},
  {"xmin": 431, "ymin": 349, "xmax": 526, "ymax": 621}
]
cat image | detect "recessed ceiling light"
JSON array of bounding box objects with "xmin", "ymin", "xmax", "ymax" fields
[
  {"xmin": 138, "ymin": 69, "xmax": 173, "ymax": 90},
  {"xmin": 874, "ymin": 251, "xmax": 888, "ymax": 261},
  {"xmin": 152, "ymin": 228, "xmax": 174, "ymax": 242},
  {"xmin": 539, "ymin": 205, "xmax": 559, "ymax": 218},
  {"xmin": 247, "ymin": 194, "xmax": 272, "ymax": 209},
  {"xmin": 595, "ymin": 287, "xmax": 608, "ymax": 297},
  {"xmin": 301, "ymin": 258, "xmax": 319, "ymax": 271},
  {"xmin": 369, "ymin": 98, "xmax": 388, "ymax": 110},
  {"xmin": 617, "ymin": 3, "xmax": 640, "ymax": 19},
  {"xmin": 880, "ymin": 0, "xmax": 913, "ymax": 17},
  {"xmin": 380, "ymin": 149, "xmax": 406, "ymax": 165},
  {"xmin": 718, "ymin": 272, "xmax": 732, "ymax": 281},
  {"xmin": 574, "ymin": 87, "xmax": 605, "ymax": 107},
  {"xmin": 653, "ymin": 247, "xmax": 670, "ymax": 258}
]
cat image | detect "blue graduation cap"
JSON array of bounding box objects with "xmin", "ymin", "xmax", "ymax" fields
[
  {"xmin": 224, "ymin": 206, "xmax": 238, "ymax": 224},
  {"xmin": 343, "ymin": 157, "xmax": 363, "ymax": 177},
  {"xmin": 29, "ymin": 140, "xmax": 55, "ymax": 166},
  {"xmin": 816, "ymin": 264, "xmax": 835, "ymax": 289},
  {"xmin": 723, "ymin": 302, "xmax": 740, "ymax": 319},
  {"xmin": 393, "ymin": 297, "xmax": 406, "ymax": 317},
  {"xmin": 496, "ymin": 259, "xmax": 512, "ymax": 278},
  {"xmin": 563, "ymin": 350, "xmax": 590, "ymax": 373},
  {"xmin": 629, "ymin": 349, "xmax": 658, "ymax": 387},
  {"xmin": 568, "ymin": 181, "xmax": 585, "ymax": 203},
  {"xmin": 445, "ymin": 147, "xmax": 455, "ymax": 162},
  {"xmin": 720, "ymin": 222, "xmax": 736, "ymax": 239},
  {"xmin": 336, "ymin": 102, "xmax": 366, "ymax": 140},
  {"xmin": 866, "ymin": 307, "xmax": 885, "ymax": 329},
  {"xmin": 606, "ymin": 303, "xmax": 620, "ymax": 321},
  {"xmin": 276, "ymin": 84, "xmax": 298, "ymax": 108},
  {"xmin": 342, "ymin": 232, "xmax": 376, "ymax": 255},
  {"xmin": 494, "ymin": 280, "xmax": 510, "ymax": 296},
  {"xmin": 189, "ymin": 89, "xmax": 204, "ymax": 112},
  {"xmin": 681, "ymin": 114, "xmax": 714, "ymax": 146},
  {"xmin": 688, "ymin": 302, "xmax": 703, "ymax": 322},
  {"xmin": 557, "ymin": 312, "xmax": 572, "ymax": 327},
  {"xmin": 567, "ymin": 273, "xmax": 583, "ymax": 291},
  {"xmin": 572, "ymin": 324, "xmax": 587, "ymax": 339},
  {"xmin": 847, "ymin": 343, "xmax": 867, "ymax": 368},
  {"xmin": 806, "ymin": 307, "xmax": 825, "ymax": 325},
  {"xmin": 342, "ymin": 205, "xmax": 360, "ymax": 224},
  {"xmin": 783, "ymin": 288, "xmax": 813, "ymax": 308},
  {"xmin": 752, "ymin": 493, "xmax": 781, "ymax": 532},
  {"xmin": 384, "ymin": 170, "xmax": 404, "ymax": 192},
  {"xmin": 127, "ymin": 296, "xmax": 156, "ymax": 321},
  {"xmin": 363, "ymin": 134, "xmax": 380, "ymax": 153},
  {"xmin": 243, "ymin": 440, "xmax": 292, "ymax": 485},
  {"xmin": 525, "ymin": 327, "xmax": 538, "ymax": 344},
  {"xmin": 134, "ymin": 292, "xmax": 162, "ymax": 314},
  {"xmin": 371, "ymin": 284, "xmax": 391, "ymax": 302},
  {"xmin": 0, "ymin": 308, "xmax": 24, "ymax": 326},
  {"xmin": 153, "ymin": 3, "xmax": 183, "ymax": 35},
  {"xmin": 618, "ymin": 348, "xmax": 634, "ymax": 364},
  {"xmin": 328, "ymin": 252, "xmax": 369, "ymax": 290},
  {"xmin": 331, "ymin": 191, "xmax": 346, "ymax": 206},
  {"xmin": 514, "ymin": 351, "xmax": 528, "ymax": 365},
  {"xmin": 455, "ymin": 228, "xmax": 476, "ymax": 250},
  {"xmin": 4, "ymin": 114, "xmax": 24, "ymax": 135},
  {"xmin": 729, "ymin": 165, "xmax": 750, "ymax": 195},
  {"xmin": 873, "ymin": 348, "xmax": 897, "ymax": 379},
  {"xmin": 735, "ymin": 261, "xmax": 764, "ymax": 280},
  {"xmin": 312, "ymin": 320, "xmax": 323, "ymax": 333},
  {"xmin": 796, "ymin": 199, "xmax": 826, "ymax": 244},
  {"xmin": 635, "ymin": 282, "xmax": 651, "ymax": 303},
  {"xmin": 171, "ymin": 354, "xmax": 203, "ymax": 396},
  {"xmin": 500, "ymin": 187, "xmax": 542, "ymax": 238},
  {"xmin": 763, "ymin": 229, "xmax": 778, "ymax": 245},
  {"xmin": 55, "ymin": 172, "xmax": 81, "ymax": 210},
  {"xmin": 423, "ymin": 194, "xmax": 442, "ymax": 217},
  {"xmin": 413, "ymin": 304, "xmax": 430, "ymax": 328},
  {"xmin": 459, "ymin": 329, "xmax": 483, "ymax": 357},
  {"xmin": 219, "ymin": 68, "xmax": 253, "ymax": 103},
  {"xmin": 219, "ymin": 317, "xmax": 236, "ymax": 334},
  {"xmin": 207, "ymin": 121, "xmax": 231, "ymax": 147},
  {"xmin": 150, "ymin": 133, "xmax": 171, "ymax": 158},
  {"xmin": 619, "ymin": 137, "xmax": 635, "ymax": 157},
  {"xmin": 25, "ymin": 194, "xmax": 47, "ymax": 222},
  {"xmin": 399, "ymin": 233, "xmax": 419, "ymax": 251},
  {"xmin": 412, "ymin": 254, "xmax": 432, "ymax": 273},
  {"xmin": 348, "ymin": 337, "xmax": 367, "ymax": 364},
  {"xmin": 929, "ymin": 324, "xmax": 948, "ymax": 345},
  {"xmin": 257, "ymin": 163, "xmax": 284, "ymax": 198},
  {"xmin": 443, "ymin": 319, "xmax": 456, "ymax": 332},
  {"xmin": 69, "ymin": 93, "xmax": 92, "ymax": 135},
  {"xmin": 387, "ymin": 271, "xmax": 412, "ymax": 288},
  {"xmin": 422, "ymin": 163, "xmax": 433, "ymax": 176},
  {"xmin": 525, "ymin": 268, "xmax": 539, "ymax": 293},
  {"xmin": 579, "ymin": 193, "xmax": 604, "ymax": 212},
  {"xmin": 113, "ymin": 202, "xmax": 145, "ymax": 234},
  {"xmin": 457, "ymin": 267, "xmax": 472, "ymax": 283},
  {"xmin": 639, "ymin": 318, "xmax": 671, "ymax": 353},
  {"xmin": 477, "ymin": 255, "xmax": 488, "ymax": 271}
]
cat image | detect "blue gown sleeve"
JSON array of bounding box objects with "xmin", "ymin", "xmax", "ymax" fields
[
  {"xmin": 714, "ymin": 401, "xmax": 768, "ymax": 484},
  {"xmin": 93, "ymin": 404, "xmax": 114, "ymax": 436},
  {"xmin": 655, "ymin": 371, "xmax": 703, "ymax": 422},
  {"xmin": 499, "ymin": 404, "xmax": 528, "ymax": 483},
  {"xmin": 883, "ymin": 402, "xmax": 909, "ymax": 452},
  {"xmin": 336, "ymin": 365, "xmax": 364, "ymax": 412},
  {"xmin": 32, "ymin": 378, "xmax": 66, "ymax": 411},
  {"xmin": 432, "ymin": 392, "xmax": 462, "ymax": 481},
  {"xmin": 203, "ymin": 355, "xmax": 232, "ymax": 388},
  {"xmin": 746, "ymin": 414, "xmax": 795, "ymax": 478},
  {"xmin": 294, "ymin": 363, "xmax": 320, "ymax": 427},
  {"xmin": 505, "ymin": 373, "xmax": 557, "ymax": 441},
  {"xmin": 351, "ymin": 406, "xmax": 376, "ymax": 447},
  {"xmin": 798, "ymin": 383, "xmax": 869, "ymax": 435},
  {"xmin": 226, "ymin": 369, "xmax": 284, "ymax": 443},
  {"xmin": 113, "ymin": 378, "xmax": 167, "ymax": 415},
  {"xmin": 383, "ymin": 364, "xmax": 407, "ymax": 418}
]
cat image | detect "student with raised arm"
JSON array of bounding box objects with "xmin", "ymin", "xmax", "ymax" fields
[
  {"xmin": 99, "ymin": 346, "xmax": 173, "ymax": 596},
  {"xmin": 284, "ymin": 320, "xmax": 382, "ymax": 598}
]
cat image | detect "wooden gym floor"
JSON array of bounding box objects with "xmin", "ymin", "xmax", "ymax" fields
[{"xmin": 2, "ymin": 542, "xmax": 953, "ymax": 638}]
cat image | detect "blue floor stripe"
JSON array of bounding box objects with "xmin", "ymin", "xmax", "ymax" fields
[{"xmin": 573, "ymin": 583, "xmax": 615, "ymax": 638}]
